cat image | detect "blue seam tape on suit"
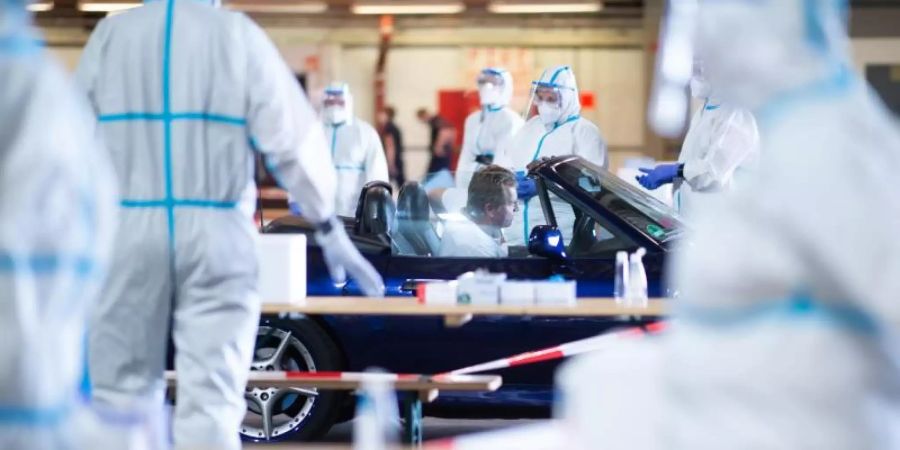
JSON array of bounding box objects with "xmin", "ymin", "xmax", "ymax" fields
[
  {"xmin": 99, "ymin": 112, "xmax": 245, "ymax": 125},
  {"xmin": 162, "ymin": 0, "xmax": 176, "ymax": 254},
  {"xmin": 0, "ymin": 253, "xmax": 94, "ymax": 276},
  {"xmin": 523, "ymin": 114, "xmax": 580, "ymax": 235},
  {"xmin": 0, "ymin": 404, "xmax": 71, "ymax": 426},
  {"xmin": 679, "ymin": 296, "xmax": 879, "ymax": 336}
]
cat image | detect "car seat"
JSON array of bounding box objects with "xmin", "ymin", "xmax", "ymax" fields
[
  {"xmin": 394, "ymin": 181, "xmax": 441, "ymax": 256},
  {"xmin": 354, "ymin": 181, "xmax": 395, "ymax": 246}
]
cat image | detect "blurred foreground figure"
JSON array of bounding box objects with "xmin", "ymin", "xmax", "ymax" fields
[
  {"xmin": 76, "ymin": 1, "xmax": 384, "ymax": 448},
  {"xmin": 558, "ymin": 0, "xmax": 900, "ymax": 449},
  {"xmin": 0, "ymin": 1, "xmax": 166, "ymax": 448},
  {"xmin": 637, "ymin": 59, "xmax": 759, "ymax": 216}
]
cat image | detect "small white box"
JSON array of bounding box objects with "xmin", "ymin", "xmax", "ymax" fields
[
  {"xmin": 258, "ymin": 234, "xmax": 306, "ymax": 304},
  {"xmin": 457, "ymin": 271, "xmax": 507, "ymax": 305},
  {"xmin": 417, "ymin": 281, "xmax": 458, "ymax": 305},
  {"xmin": 535, "ymin": 280, "xmax": 577, "ymax": 306},
  {"xmin": 500, "ymin": 281, "xmax": 536, "ymax": 306}
]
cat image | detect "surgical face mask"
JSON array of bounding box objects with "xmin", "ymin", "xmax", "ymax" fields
[
  {"xmin": 690, "ymin": 76, "xmax": 712, "ymax": 99},
  {"xmin": 479, "ymin": 85, "xmax": 503, "ymax": 107},
  {"xmin": 324, "ymin": 105, "xmax": 348, "ymax": 125},
  {"xmin": 537, "ymin": 102, "xmax": 563, "ymax": 127}
]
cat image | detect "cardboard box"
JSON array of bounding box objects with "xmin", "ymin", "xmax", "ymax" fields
[{"xmin": 258, "ymin": 234, "xmax": 306, "ymax": 304}]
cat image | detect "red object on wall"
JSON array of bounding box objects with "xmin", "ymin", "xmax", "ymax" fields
[
  {"xmin": 438, "ymin": 89, "xmax": 470, "ymax": 171},
  {"xmin": 580, "ymin": 91, "xmax": 597, "ymax": 110}
]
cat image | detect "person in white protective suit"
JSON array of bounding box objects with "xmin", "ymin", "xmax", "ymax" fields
[
  {"xmin": 497, "ymin": 65, "xmax": 608, "ymax": 247},
  {"xmin": 455, "ymin": 68, "xmax": 525, "ymax": 190},
  {"xmin": 556, "ymin": 1, "xmax": 900, "ymax": 449},
  {"xmin": 0, "ymin": 1, "xmax": 168, "ymax": 448},
  {"xmin": 320, "ymin": 82, "xmax": 389, "ymax": 217},
  {"xmin": 76, "ymin": 1, "xmax": 385, "ymax": 448},
  {"xmin": 636, "ymin": 61, "xmax": 760, "ymax": 216}
]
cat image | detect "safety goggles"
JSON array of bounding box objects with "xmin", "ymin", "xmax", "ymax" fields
[
  {"xmin": 530, "ymin": 81, "xmax": 574, "ymax": 107},
  {"xmin": 323, "ymin": 91, "xmax": 346, "ymax": 107}
]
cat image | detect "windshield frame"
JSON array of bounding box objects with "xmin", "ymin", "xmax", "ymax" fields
[{"xmin": 535, "ymin": 156, "xmax": 685, "ymax": 244}]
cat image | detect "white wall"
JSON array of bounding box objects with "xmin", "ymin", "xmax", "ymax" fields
[{"xmin": 852, "ymin": 38, "xmax": 900, "ymax": 71}]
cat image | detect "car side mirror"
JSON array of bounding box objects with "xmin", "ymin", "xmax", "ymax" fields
[{"xmin": 528, "ymin": 225, "xmax": 567, "ymax": 260}]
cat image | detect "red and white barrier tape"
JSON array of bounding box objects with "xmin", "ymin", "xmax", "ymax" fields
[{"xmin": 444, "ymin": 321, "xmax": 666, "ymax": 376}]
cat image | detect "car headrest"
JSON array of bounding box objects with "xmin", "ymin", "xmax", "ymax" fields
[
  {"xmin": 355, "ymin": 180, "xmax": 393, "ymax": 222},
  {"xmin": 355, "ymin": 184, "xmax": 395, "ymax": 240},
  {"xmin": 397, "ymin": 181, "xmax": 431, "ymax": 222}
]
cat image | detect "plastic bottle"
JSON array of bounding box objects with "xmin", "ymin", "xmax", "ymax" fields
[
  {"xmin": 627, "ymin": 248, "xmax": 648, "ymax": 307},
  {"xmin": 353, "ymin": 369, "xmax": 399, "ymax": 450},
  {"xmin": 614, "ymin": 251, "xmax": 629, "ymax": 304}
]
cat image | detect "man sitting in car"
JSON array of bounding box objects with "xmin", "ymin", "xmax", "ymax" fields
[{"xmin": 439, "ymin": 165, "xmax": 518, "ymax": 257}]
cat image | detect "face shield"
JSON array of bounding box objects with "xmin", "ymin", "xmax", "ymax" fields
[
  {"xmin": 647, "ymin": 0, "xmax": 699, "ymax": 138},
  {"xmin": 477, "ymin": 69, "xmax": 507, "ymax": 108},
  {"xmin": 526, "ymin": 81, "xmax": 575, "ymax": 127},
  {"xmin": 322, "ymin": 87, "xmax": 350, "ymax": 125},
  {"xmin": 689, "ymin": 58, "xmax": 712, "ymax": 99}
]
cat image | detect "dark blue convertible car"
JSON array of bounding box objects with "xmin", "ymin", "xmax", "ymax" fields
[{"xmin": 244, "ymin": 155, "xmax": 681, "ymax": 441}]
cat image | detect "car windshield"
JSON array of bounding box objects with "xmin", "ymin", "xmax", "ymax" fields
[{"xmin": 549, "ymin": 158, "xmax": 684, "ymax": 239}]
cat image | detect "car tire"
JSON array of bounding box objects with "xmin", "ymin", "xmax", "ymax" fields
[{"xmin": 241, "ymin": 316, "xmax": 345, "ymax": 442}]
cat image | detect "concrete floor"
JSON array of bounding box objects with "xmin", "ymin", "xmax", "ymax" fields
[{"xmin": 245, "ymin": 418, "xmax": 541, "ymax": 448}]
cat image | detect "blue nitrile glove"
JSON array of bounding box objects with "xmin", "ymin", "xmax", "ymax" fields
[
  {"xmin": 515, "ymin": 171, "xmax": 538, "ymax": 202},
  {"xmin": 288, "ymin": 201, "xmax": 302, "ymax": 216},
  {"xmin": 636, "ymin": 164, "xmax": 679, "ymax": 190}
]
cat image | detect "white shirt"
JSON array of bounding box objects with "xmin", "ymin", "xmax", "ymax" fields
[{"xmin": 438, "ymin": 215, "xmax": 508, "ymax": 258}]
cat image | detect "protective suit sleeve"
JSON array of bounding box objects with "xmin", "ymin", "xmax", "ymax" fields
[
  {"xmin": 363, "ymin": 123, "xmax": 389, "ymax": 183},
  {"xmin": 574, "ymin": 120, "xmax": 610, "ymax": 169},
  {"xmin": 241, "ymin": 15, "xmax": 336, "ymax": 223},
  {"xmin": 74, "ymin": 17, "xmax": 112, "ymax": 116},
  {"xmin": 682, "ymin": 108, "xmax": 759, "ymax": 191},
  {"xmin": 456, "ymin": 113, "xmax": 480, "ymax": 188}
]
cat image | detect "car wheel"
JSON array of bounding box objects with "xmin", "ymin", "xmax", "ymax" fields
[{"xmin": 240, "ymin": 317, "xmax": 344, "ymax": 442}]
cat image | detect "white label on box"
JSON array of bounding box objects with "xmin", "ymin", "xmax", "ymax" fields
[
  {"xmin": 258, "ymin": 234, "xmax": 307, "ymax": 304},
  {"xmin": 535, "ymin": 281, "xmax": 577, "ymax": 306},
  {"xmin": 500, "ymin": 281, "xmax": 536, "ymax": 306},
  {"xmin": 422, "ymin": 281, "xmax": 458, "ymax": 305}
]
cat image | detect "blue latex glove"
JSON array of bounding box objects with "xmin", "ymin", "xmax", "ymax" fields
[
  {"xmin": 515, "ymin": 171, "xmax": 538, "ymax": 201},
  {"xmin": 288, "ymin": 201, "xmax": 303, "ymax": 216},
  {"xmin": 636, "ymin": 164, "xmax": 679, "ymax": 190}
]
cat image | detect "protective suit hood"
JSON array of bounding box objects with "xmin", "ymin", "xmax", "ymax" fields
[
  {"xmin": 697, "ymin": 0, "xmax": 851, "ymax": 113},
  {"xmin": 323, "ymin": 81, "xmax": 354, "ymax": 126},
  {"xmin": 480, "ymin": 67, "xmax": 514, "ymax": 109},
  {"xmin": 533, "ymin": 65, "xmax": 581, "ymax": 127}
]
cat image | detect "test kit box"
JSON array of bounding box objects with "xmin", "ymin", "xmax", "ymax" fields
[
  {"xmin": 417, "ymin": 281, "xmax": 458, "ymax": 305},
  {"xmin": 257, "ymin": 234, "xmax": 306, "ymax": 304},
  {"xmin": 534, "ymin": 280, "xmax": 577, "ymax": 306},
  {"xmin": 500, "ymin": 281, "xmax": 536, "ymax": 306},
  {"xmin": 457, "ymin": 272, "xmax": 507, "ymax": 305}
]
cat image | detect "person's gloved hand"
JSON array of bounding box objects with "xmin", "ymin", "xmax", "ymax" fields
[
  {"xmin": 474, "ymin": 153, "xmax": 495, "ymax": 165},
  {"xmin": 315, "ymin": 217, "xmax": 385, "ymax": 297},
  {"xmin": 288, "ymin": 201, "xmax": 302, "ymax": 216},
  {"xmin": 636, "ymin": 164, "xmax": 679, "ymax": 190},
  {"xmin": 515, "ymin": 171, "xmax": 538, "ymax": 202}
]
